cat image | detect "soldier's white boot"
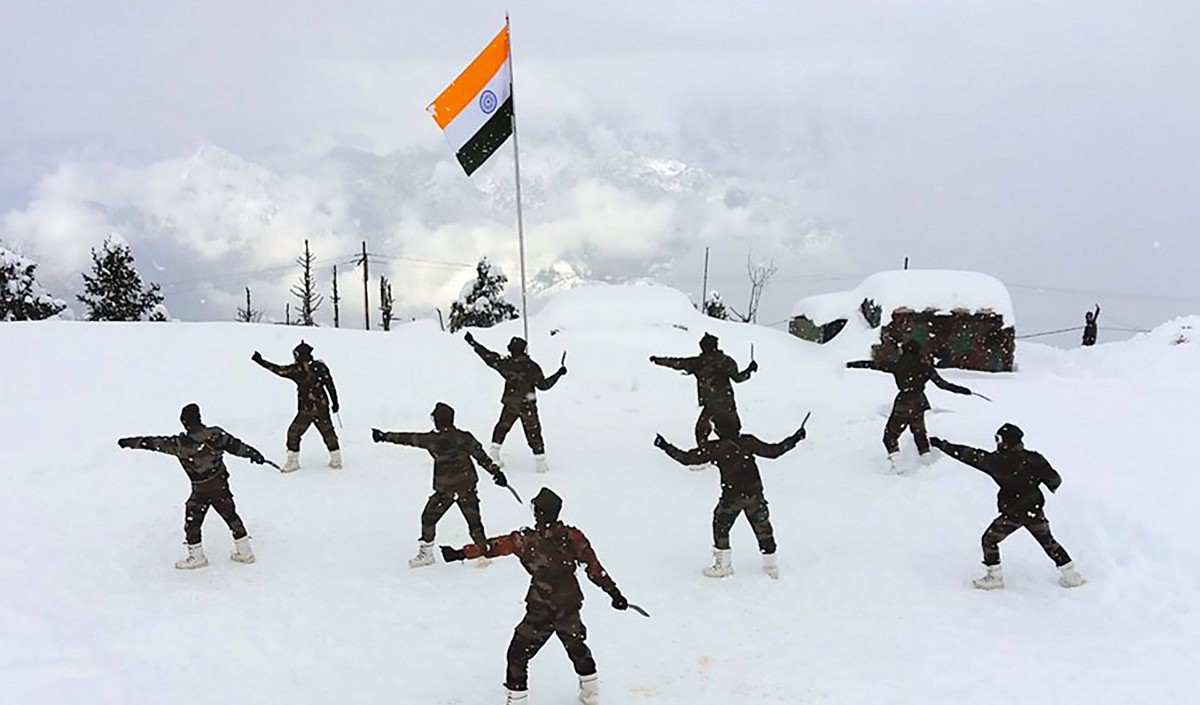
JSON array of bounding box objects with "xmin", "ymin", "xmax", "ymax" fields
[
  {"xmin": 505, "ymin": 688, "xmax": 528, "ymax": 705},
  {"xmin": 973, "ymin": 564, "xmax": 1005, "ymax": 590},
  {"xmin": 1057, "ymin": 561, "xmax": 1087, "ymax": 588},
  {"xmin": 328, "ymin": 449, "xmax": 343, "ymax": 469},
  {"xmin": 230, "ymin": 536, "xmax": 256, "ymax": 564},
  {"xmin": 488, "ymin": 442, "xmax": 505, "ymax": 468},
  {"xmin": 886, "ymin": 451, "xmax": 901, "ymax": 474},
  {"xmin": 282, "ymin": 451, "xmax": 301, "ymax": 473},
  {"xmin": 702, "ymin": 548, "xmax": 733, "ymax": 578},
  {"xmin": 534, "ymin": 454, "xmax": 550, "ymax": 474},
  {"xmin": 174, "ymin": 543, "xmax": 209, "ymax": 570},
  {"xmin": 408, "ymin": 541, "xmax": 435, "ymax": 569},
  {"xmin": 762, "ymin": 552, "xmax": 779, "ymax": 580},
  {"xmin": 578, "ymin": 672, "xmax": 600, "ymax": 705}
]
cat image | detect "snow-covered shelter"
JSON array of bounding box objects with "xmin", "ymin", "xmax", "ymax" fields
[{"xmin": 790, "ymin": 270, "xmax": 1017, "ymax": 371}]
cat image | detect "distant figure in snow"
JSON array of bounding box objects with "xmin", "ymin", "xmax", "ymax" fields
[
  {"xmin": 440, "ymin": 488, "xmax": 629, "ymax": 705},
  {"xmin": 252, "ymin": 340, "xmax": 340, "ymax": 473},
  {"xmin": 931, "ymin": 424, "xmax": 1086, "ymax": 590},
  {"xmin": 117, "ymin": 403, "xmax": 269, "ymax": 569},
  {"xmin": 1082, "ymin": 304, "xmax": 1101, "ymax": 346},
  {"xmin": 653, "ymin": 410, "xmax": 806, "ymax": 580},
  {"xmin": 371, "ymin": 402, "xmax": 508, "ymax": 569},
  {"xmin": 464, "ymin": 332, "xmax": 567, "ymax": 473},
  {"xmin": 650, "ymin": 333, "xmax": 757, "ymax": 446},
  {"xmin": 846, "ymin": 339, "xmax": 973, "ymax": 466}
]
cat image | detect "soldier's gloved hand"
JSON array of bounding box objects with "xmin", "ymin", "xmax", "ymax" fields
[
  {"xmin": 929, "ymin": 437, "xmax": 945, "ymax": 450},
  {"xmin": 611, "ymin": 593, "xmax": 629, "ymax": 611},
  {"xmin": 747, "ymin": 360, "xmax": 759, "ymax": 373},
  {"xmin": 251, "ymin": 351, "xmax": 263, "ymax": 364},
  {"xmin": 649, "ymin": 355, "xmax": 661, "ymax": 364},
  {"xmin": 557, "ymin": 365, "xmax": 568, "ymax": 378},
  {"xmin": 440, "ymin": 546, "xmax": 466, "ymax": 563},
  {"xmin": 792, "ymin": 427, "xmax": 807, "ymax": 442},
  {"xmin": 117, "ymin": 437, "xmax": 136, "ymax": 449},
  {"xmin": 371, "ymin": 428, "xmax": 384, "ymax": 443},
  {"xmin": 463, "ymin": 331, "xmax": 475, "ymax": 345},
  {"xmin": 331, "ymin": 401, "xmax": 340, "ymax": 414},
  {"xmin": 493, "ymin": 470, "xmax": 508, "ymax": 487},
  {"xmin": 653, "ymin": 434, "xmax": 668, "ymax": 450},
  {"xmin": 248, "ymin": 449, "xmax": 266, "ymax": 465}
]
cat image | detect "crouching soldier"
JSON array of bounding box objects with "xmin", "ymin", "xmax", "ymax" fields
[
  {"xmin": 650, "ymin": 332, "xmax": 757, "ymax": 446},
  {"xmin": 464, "ymin": 331, "xmax": 567, "ymax": 473},
  {"xmin": 117, "ymin": 403, "xmax": 269, "ymax": 569},
  {"xmin": 372, "ymin": 402, "xmax": 508, "ymax": 569},
  {"xmin": 252, "ymin": 340, "xmax": 341, "ymax": 472},
  {"xmin": 440, "ymin": 488, "xmax": 629, "ymax": 705},
  {"xmin": 653, "ymin": 411, "xmax": 806, "ymax": 580},
  {"xmin": 931, "ymin": 424, "xmax": 1086, "ymax": 590}
]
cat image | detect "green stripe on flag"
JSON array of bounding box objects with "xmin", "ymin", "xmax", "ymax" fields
[{"xmin": 455, "ymin": 97, "xmax": 514, "ymax": 176}]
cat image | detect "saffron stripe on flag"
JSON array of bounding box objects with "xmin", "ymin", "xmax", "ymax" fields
[
  {"xmin": 427, "ymin": 27, "xmax": 510, "ymax": 129},
  {"xmin": 455, "ymin": 96, "xmax": 514, "ymax": 176}
]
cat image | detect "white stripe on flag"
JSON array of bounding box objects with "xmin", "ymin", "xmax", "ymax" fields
[{"xmin": 441, "ymin": 60, "xmax": 512, "ymax": 153}]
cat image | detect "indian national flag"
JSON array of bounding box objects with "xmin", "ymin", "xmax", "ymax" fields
[{"xmin": 427, "ymin": 26, "xmax": 514, "ymax": 176}]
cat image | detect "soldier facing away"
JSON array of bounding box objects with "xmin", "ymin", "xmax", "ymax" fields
[
  {"xmin": 464, "ymin": 332, "xmax": 567, "ymax": 473},
  {"xmin": 252, "ymin": 340, "xmax": 341, "ymax": 473},
  {"xmin": 1082, "ymin": 304, "xmax": 1101, "ymax": 346},
  {"xmin": 650, "ymin": 333, "xmax": 757, "ymax": 445},
  {"xmin": 117, "ymin": 403, "xmax": 269, "ymax": 569},
  {"xmin": 846, "ymin": 339, "xmax": 973, "ymax": 466},
  {"xmin": 440, "ymin": 488, "xmax": 629, "ymax": 705},
  {"xmin": 931, "ymin": 424, "xmax": 1086, "ymax": 590},
  {"xmin": 371, "ymin": 402, "xmax": 508, "ymax": 569},
  {"xmin": 653, "ymin": 410, "xmax": 806, "ymax": 579}
]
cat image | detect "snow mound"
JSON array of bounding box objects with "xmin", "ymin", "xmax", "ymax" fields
[
  {"xmin": 535, "ymin": 282, "xmax": 700, "ymax": 331},
  {"xmin": 793, "ymin": 269, "xmax": 1015, "ymax": 326}
]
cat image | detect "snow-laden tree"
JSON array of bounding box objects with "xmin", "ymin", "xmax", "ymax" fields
[
  {"xmin": 703, "ymin": 291, "xmax": 729, "ymax": 320},
  {"xmin": 76, "ymin": 234, "xmax": 164, "ymax": 321},
  {"xmin": 0, "ymin": 244, "xmax": 67, "ymax": 321},
  {"xmin": 448, "ymin": 257, "xmax": 519, "ymax": 333}
]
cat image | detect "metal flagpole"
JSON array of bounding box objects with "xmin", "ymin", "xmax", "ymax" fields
[{"xmin": 506, "ymin": 14, "xmax": 530, "ymax": 342}]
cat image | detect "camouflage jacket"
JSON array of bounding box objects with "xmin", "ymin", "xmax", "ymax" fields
[
  {"xmin": 659, "ymin": 432, "xmax": 803, "ymax": 496},
  {"xmin": 936, "ymin": 440, "xmax": 1062, "ymax": 516},
  {"xmin": 256, "ymin": 357, "xmax": 338, "ymax": 412},
  {"xmin": 846, "ymin": 354, "xmax": 970, "ymax": 413},
  {"xmin": 377, "ymin": 427, "xmax": 502, "ymax": 491},
  {"xmin": 470, "ymin": 342, "xmax": 564, "ymax": 407},
  {"xmin": 120, "ymin": 426, "xmax": 260, "ymax": 485},
  {"xmin": 463, "ymin": 521, "xmax": 619, "ymax": 610},
  {"xmin": 652, "ymin": 351, "xmax": 752, "ymax": 409}
]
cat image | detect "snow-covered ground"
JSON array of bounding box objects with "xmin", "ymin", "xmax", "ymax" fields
[{"xmin": 2, "ymin": 284, "xmax": 1197, "ymax": 705}]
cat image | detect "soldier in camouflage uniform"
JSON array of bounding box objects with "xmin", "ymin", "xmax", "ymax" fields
[
  {"xmin": 371, "ymin": 402, "xmax": 509, "ymax": 569},
  {"xmin": 441, "ymin": 488, "xmax": 629, "ymax": 705},
  {"xmin": 931, "ymin": 424, "xmax": 1086, "ymax": 590},
  {"xmin": 1082, "ymin": 304, "xmax": 1101, "ymax": 346},
  {"xmin": 653, "ymin": 410, "xmax": 806, "ymax": 580},
  {"xmin": 846, "ymin": 339, "xmax": 973, "ymax": 464},
  {"xmin": 117, "ymin": 403, "xmax": 269, "ymax": 569},
  {"xmin": 464, "ymin": 332, "xmax": 567, "ymax": 473},
  {"xmin": 650, "ymin": 333, "xmax": 757, "ymax": 446},
  {"xmin": 252, "ymin": 340, "xmax": 341, "ymax": 473}
]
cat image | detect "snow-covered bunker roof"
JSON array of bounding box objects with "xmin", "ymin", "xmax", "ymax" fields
[{"xmin": 791, "ymin": 270, "xmax": 1016, "ymax": 327}]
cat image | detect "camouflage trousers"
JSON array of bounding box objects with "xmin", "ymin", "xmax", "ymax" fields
[
  {"xmin": 713, "ymin": 491, "xmax": 776, "ymax": 554},
  {"xmin": 184, "ymin": 474, "xmax": 247, "ymax": 545},
  {"xmin": 420, "ymin": 488, "xmax": 486, "ymax": 545},
  {"xmin": 492, "ymin": 400, "xmax": 545, "ymax": 455},
  {"xmin": 505, "ymin": 602, "xmax": 595, "ymax": 691},
  {"xmin": 286, "ymin": 409, "xmax": 339, "ymax": 452},
  {"xmin": 695, "ymin": 403, "xmax": 740, "ymax": 446},
  {"xmin": 982, "ymin": 509, "xmax": 1072, "ymax": 567},
  {"xmin": 883, "ymin": 408, "xmax": 929, "ymax": 455}
]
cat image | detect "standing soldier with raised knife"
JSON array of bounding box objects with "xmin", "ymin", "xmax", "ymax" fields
[
  {"xmin": 252, "ymin": 340, "xmax": 341, "ymax": 473},
  {"xmin": 440, "ymin": 488, "xmax": 632, "ymax": 705},
  {"xmin": 117, "ymin": 403, "xmax": 270, "ymax": 569},
  {"xmin": 1082, "ymin": 304, "xmax": 1101, "ymax": 346},
  {"xmin": 464, "ymin": 332, "xmax": 567, "ymax": 473},
  {"xmin": 650, "ymin": 333, "xmax": 758, "ymax": 446},
  {"xmin": 371, "ymin": 402, "xmax": 510, "ymax": 569},
  {"xmin": 931, "ymin": 424, "xmax": 1086, "ymax": 590}
]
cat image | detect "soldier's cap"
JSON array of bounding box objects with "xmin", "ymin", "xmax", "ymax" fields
[
  {"xmin": 531, "ymin": 487, "xmax": 562, "ymax": 523},
  {"xmin": 508, "ymin": 337, "xmax": 527, "ymax": 355},
  {"xmin": 180, "ymin": 403, "xmax": 202, "ymax": 426},
  {"xmin": 294, "ymin": 340, "xmax": 314, "ymax": 358},
  {"xmin": 431, "ymin": 402, "xmax": 455, "ymax": 427},
  {"xmin": 712, "ymin": 410, "xmax": 742, "ymax": 437},
  {"xmin": 699, "ymin": 333, "xmax": 719, "ymax": 351},
  {"xmin": 995, "ymin": 423, "xmax": 1024, "ymax": 445}
]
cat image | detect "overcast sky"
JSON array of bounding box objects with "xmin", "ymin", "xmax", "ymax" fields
[{"xmin": 2, "ymin": 0, "xmax": 1198, "ymax": 343}]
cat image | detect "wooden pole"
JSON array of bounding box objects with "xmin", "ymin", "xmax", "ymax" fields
[{"xmin": 362, "ymin": 241, "xmax": 370, "ymax": 330}]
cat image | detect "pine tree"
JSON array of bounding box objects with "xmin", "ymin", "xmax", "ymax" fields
[
  {"xmin": 703, "ymin": 291, "xmax": 729, "ymax": 320},
  {"xmin": 76, "ymin": 234, "xmax": 164, "ymax": 321},
  {"xmin": 236, "ymin": 287, "xmax": 261, "ymax": 323},
  {"xmin": 290, "ymin": 239, "xmax": 323, "ymax": 326},
  {"xmin": 448, "ymin": 257, "xmax": 519, "ymax": 333},
  {"xmin": 0, "ymin": 244, "xmax": 67, "ymax": 321},
  {"xmin": 379, "ymin": 276, "xmax": 394, "ymax": 331}
]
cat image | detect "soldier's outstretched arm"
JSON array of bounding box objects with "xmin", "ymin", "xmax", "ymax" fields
[
  {"xmin": 929, "ymin": 438, "xmax": 993, "ymax": 474},
  {"xmin": 745, "ymin": 431, "xmax": 804, "ymax": 459},
  {"xmin": 372, "ymin": 430, "xmax": 430, "ymax": 448},
  {"xmin": 649, "ymin": 354, "xmax": 698, "ymax": 373},
  {"xmin": 929, "ymin": 369, "xmax": 972, "ymax": 395},
  {"xmin": 569, "ymin": 528, "xmax": 621, "ymax": 597},
  {"xmin": 443, "ymin": 531, "xmax": 524, "ymax": 562},
  {"xmin": 252, "ymin": 352, "xmax": 293, "ymax": 378},
  {"xmin": 466, "ymin": 337, "xmax": 503, "ymax": 369},
  {"xmin": 845, "ymin": 359, "xmax": 884, "ymax": 372},
  {"xmin": 654, "ymin": 435, "xmax": 710, "ymax": 466},
  {"xmin": 117, "ymin": 435, "xmax": 181, "ymax": 455}
]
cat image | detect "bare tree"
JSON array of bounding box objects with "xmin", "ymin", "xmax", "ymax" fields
[
  {"xmin": 331, "ymin": 265, "xmax": 341, "ymax": 328},
  {"xmin": 236, "ymin": 286, "xmax": 261, "ymax": 322},
  {"xmin": 379, "ymin": 275, "xmax": 394, "ymax": 331},
  {"xmin": 729, "ymin": 252, "xmax": 778, "ymax": 324},
  {"xmin": 290, "ymin": 239, "xmax": 323, "ymax": 326}
]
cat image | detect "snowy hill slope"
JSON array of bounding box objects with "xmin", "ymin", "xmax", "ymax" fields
[{"xmin": 2, "ymin": 284, "xmax": 1197, "ymax": 705}]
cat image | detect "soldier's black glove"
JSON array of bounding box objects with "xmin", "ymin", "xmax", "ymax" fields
[
  {"xmin": 747, "ymin": 360, "xmax": 759, "ymax": 373},
  {"xmin": 653, "ymin": 434, "xmax": 668, "ymax": 450},
  {"xmin": 440, "ymin": 546, "xmax": 466, "ymax": 563},
  {"xmin": 557, "ymin": 365, "xmax": 568, "ymax": 378},
  {"xmin": 792, "ymin": 427, "xmax": 807, "ymax": 442},
  {"xmin": 611, "ymin": 593, "xmax": 629, "ymax": 611},
  {"xmin": 371, "ymin": 428, "xmax": 384, "ymax": 443},
  {"xmin": 248, "ymin": 449, "xmax": 266, "ymax": 465},
  {"xmin": 117, "ymin": 437, "xmax": 136, "ymax": 449},
  {"xmin": 493, "ymin": 470, "xmax": 508, "ymax": 488},
  {"xmin": 929, "ymin": 437, "xmax": 945, "ymax": 450},
  {"xmin": 331, "ymin": 401, "xmax": 340, "ymax": 414},
  {"xmin": 251, "ymin": 351, "xmax": 263, "ymax": 364},
  {"xmin": 649, "ymin": 355, "xmax": 661, "ymax": 364},
  {"xmin": 463, "ymin": 331, "xmax": 475, "ymax": 345}
]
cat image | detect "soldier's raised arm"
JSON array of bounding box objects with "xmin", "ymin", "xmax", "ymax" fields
[
  {"xmin": 929, "ymin": 438, "xmax": 995, "ymax": 476},
  {"xmin": 653, "ymin": 434, "xmax": 712, "ymax": 466},
  {"xmin": 730, "ymin": 354, "xmax": 758, "ymax": 383},
  {"xmin": 117, "ymin": 435, "xmax": 184, "ymax": 455},
  {"xmin": 535, "ymin": 362, "xmax": 566, "ymax": 391},
  {"xmin": 251, "ymin": 351, "xmax": 292, "ymax": 378},
  {"xmin": 743, "ymin": 428, "xmax": 805, "ymax": 460},
  {"xmin": 464, "ymin": 331, "xmax": 503, "ymax": 369}
]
